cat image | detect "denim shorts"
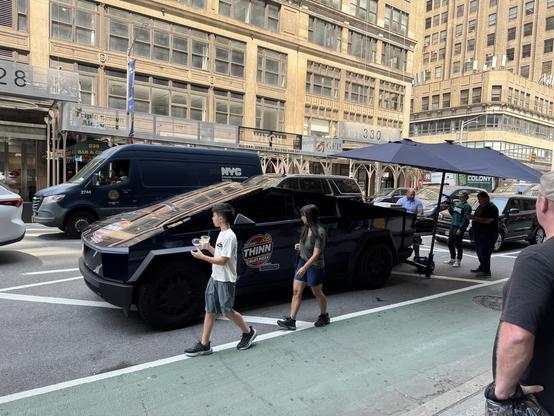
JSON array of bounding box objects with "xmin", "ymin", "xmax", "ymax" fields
[
  {"xmin": 205, "ymin": 278, "xmax": 235, "ymax": 314},
  {"xmin": 294, "ymin": 257, "xmax": 325, "ymax": 287}
]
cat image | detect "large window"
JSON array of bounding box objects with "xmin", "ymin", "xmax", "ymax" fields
[
  {"xmin": 344, "ymin": 72, "xmax": 375, "ymax": 106},
  {"xmin": 0, "ymin": 0, "xmax": 27, "ymax": 32},
  {"xmin": 349, "ymin": 0, "xmax": 377, "ymax": 23},
  {"xmin": 219, "ymin": 0, "xmax": 279, "ymax": 32},
  {"xmin": 177, "ymin": 0, "xmax": 206, "ymax": 8},
  {"xmin": 384, "ymin": 5, "xmax": 409, "ymax": 35},
  {"xmin": 545, "ymin": 39, "xmax": 554, "ymax": 54},
  {"xmin": 320, "ymin": 0, "xmax": 341, "ymax": 10},
  {"xmin": 381, "ymin": 43, "xmax": 407, "ymax": 71},
  {"xmin": 547, "ymin": 17, "xmax": 554, "ymax": 32},
  {"xmin": 215, "ymin": 36, "xmax": 245, "ymax": 78},
  {"xmin": 257, "ymin": 47, "xmax": 287, "ymax": 87},
  {"xmin": 51, "ymin": 0, "xmax": 97, "ymax": 45},
  {"xmin": 106, "ymin": 71, "xmax": 208, "ymax": 121},
  {"xmin": 379, "ymin": 80, "xmax": 405, "ymax": 112},
  {"xmin": 308, "ymin": 17, "xmax": 342, "ymax": 51},
  {"xmin": 522, "ymin": 44, "xmax": 532, "ymax": 58},
  {"xmin": 107, "ymin": 9, "xmax": 211, "ymax": 71},
  {"xmin": 348, "ymin": 31, "xmax": 377, "ymax": 62},
  {"xmin": 215, "ymin": 90, "xmax": 243, "ymax": 126},
  {"xmin": 305, "ymin": 62, "xmax": 340, "ymax": 98},
  {"xmin": 256, "ymin": 97, "xmax": 285, "ymax": 131}
]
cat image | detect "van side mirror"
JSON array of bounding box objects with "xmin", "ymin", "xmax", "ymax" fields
[
  {"xmin": 234, "ymin": 213, "xmax": 256, "ymax": 229},
  {"xmin": 508, "ymin": 208, "xmax": 520, "ymax": 214}
]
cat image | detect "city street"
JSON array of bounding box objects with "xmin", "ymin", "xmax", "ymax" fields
[{"xmin": 0, "ymin": 224, "xmax": 527, "ymax": 414}]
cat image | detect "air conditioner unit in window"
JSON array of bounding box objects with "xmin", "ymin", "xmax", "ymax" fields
[
  {"xmin": 492, "ymin": 56, "xmax": 497, "ymax": 68},
  {"xmin": 473, "ymin": 60, "xmax": 478, "ymax": 71},
  {"xmin": 501, "ymin": 55, "xmax": 507, "ymax": 68}
]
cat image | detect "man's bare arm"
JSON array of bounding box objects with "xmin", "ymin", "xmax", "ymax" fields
[{"xmin": 495, "ymin": 322, "xmax": 542, "ymax": 399}]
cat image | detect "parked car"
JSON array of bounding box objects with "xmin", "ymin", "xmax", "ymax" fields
[
  {"xmin": 33, "ymin": 144, "xmax": 262, "ymax": 238},
  {"xmin": 496, "ymin": 182, "xmax": 535, "ymax": 194},
  {"xmin": 524, "ymin": 184, "xmax": 541, "ymax": 197},
  {"xmin": 244, "ymin": 174, "xmax": 365, "ymax": 202},
  {"xmin": 435, "ymin": 193, "xmax": 544, "ymax": 251},
  {"xmin": 0, "ymin": 184, "xmax": 25, "ymax": 246},
  {"xmin": 80, "ymin": 177, "xmax": 414, "ymax": 329},
  {"xmin": 367, "ymin": 187, "xmax": 410, "ymax": 205},
  {"xmin": 416, "ymin": 185, "xmax": 485, "ymax": 218}
]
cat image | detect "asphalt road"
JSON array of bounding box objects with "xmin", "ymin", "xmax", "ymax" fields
[{"xmin": 0, "ymin": 224, "xmax": 527, "ymax": 412}]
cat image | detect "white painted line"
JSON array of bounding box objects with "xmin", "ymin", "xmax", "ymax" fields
[
  {"xmin": 217, "ymin": 315, "xmax": 311, "ymax": 327},
  {"xmin": 493, "ymin": 251, "xmax": 521, "ymax": 257},
  {"xmin": 0, "ymin": 293, "xmax": 119, "ymax": 309},
  {"xmin": 393, "ymin": 271, "xmax": 493, "ymax": 284},
  {"xmin": 0, "ymin": 277, "xmax": 82, "ymax": 293},
  {"xmin": 23, "ymin": 268, "xmax": 80, "ymax": 276},
  {"xmin": 494, "ymin": 255, "xmax": 518, "ymax": 259},
  {"xmin": 16, "ymin": 248, "xmax": 80, "ymax": 257},
  {"xmin": 0, "ymin": 278, "xmax": 507, "ymax": 405},
  {"xmin": 25, "ymin": 233, "xmax": 64, "ymax": 237},
  {"xmin": 331, "ymin": 278, "xmax": 508, "ymax": 324}
]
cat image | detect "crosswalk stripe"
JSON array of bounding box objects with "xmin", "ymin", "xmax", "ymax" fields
[
  {"xmin": 0, "ymin": 293, "xmax": 119, "ymax": 309},
  {"xmin": 23, "ymin": 268, "xmax": 80, "ymax": 276},
  {"xmin": 0, "ymin": 277, "xmax": 82, "ymax": 292}
]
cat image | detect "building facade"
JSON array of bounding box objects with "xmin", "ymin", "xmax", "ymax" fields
[
  {"xmin": 411, "ymin": 0, "xmax": 554, "ymax": 175},
  {"xmin": 0, "ymin": 0, "xmax": 419, "ymax": 201}
]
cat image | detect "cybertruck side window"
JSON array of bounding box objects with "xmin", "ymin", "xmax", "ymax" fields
[
  {"xmin": 294, "ymin": 194, "xmax": 338, "ymax": 217},
  {"xmin": 234, "ymin": 192, "xmax": 294, "ymax": 223}
]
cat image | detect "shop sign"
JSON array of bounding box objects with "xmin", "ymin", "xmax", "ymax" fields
[
  {"xmin": 338, "ymin": 122, "xmax": 401, "ymax": 144},
  {"xmin": 458, "ymin": 174, "xmax": 495, "ymax": 192},
  {"xmin": 72, "ymin": 139, "xmax": 109, "ymax": 157},
  {"xmin": 63, "ymin": 104, "xmax": 126, "ymax": 136},
  {"xmin": 302, "ymin": 136, "xmax": 343, "ymax": 154},
  {"xmin": 0, "ymin": 61, "xmax": 79, "ymax": 102}
]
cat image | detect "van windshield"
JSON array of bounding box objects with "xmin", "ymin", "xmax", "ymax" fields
[{"xmin": 68, "ymin": 158, "xmax": 105, "ymax": 184}]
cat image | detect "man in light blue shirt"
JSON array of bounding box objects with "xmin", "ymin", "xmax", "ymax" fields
[{"xmin": 397, "ymin": 189, "xmax": 424, "ymax": 258}]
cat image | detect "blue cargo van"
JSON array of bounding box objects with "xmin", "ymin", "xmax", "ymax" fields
[{"xmin": 32, "ymin": 144, "xmax": 262, "ymax": 237}]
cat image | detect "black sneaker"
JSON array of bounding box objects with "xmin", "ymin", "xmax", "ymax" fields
[
  {"xmin": 470, "ymin": 268, "xmax": 482, "ymax": 273},
  {"xmin": 237, "ymin": 326, "xmax": 257, "ymax": 350},
  {"xmin": 185, "ymin": 341, "xmax": 212, "ymax": 357},
  {"xmin": 314, "ymin": 313, "xmax": 330, "ymax": 327},
  {"xmin": 277, "ymin": 316, "xmax": 296, "ymax": 330},
  {"xmin": 476, "ymin": 271, "xmax": 492, "ymax": 278}
]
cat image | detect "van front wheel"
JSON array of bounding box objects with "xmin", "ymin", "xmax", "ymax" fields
[
  {"xmin": 64, "ymin": 210, "xmax": 97, "ymax": 238},
  {"xmin": 138, "ymin": 260, "xmax": 208, "ymax": 330}
]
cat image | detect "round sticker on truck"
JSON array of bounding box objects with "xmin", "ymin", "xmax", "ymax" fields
[{"xmin": 242, "ymin": 234, "xmax": 273, "ymax": 268}]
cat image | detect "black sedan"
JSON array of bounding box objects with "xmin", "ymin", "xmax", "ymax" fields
[{"xmin": 435, "ymin": 193, "xmax": 545, "ymax": 251}]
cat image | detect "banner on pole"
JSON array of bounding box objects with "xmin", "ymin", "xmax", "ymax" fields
[{"xmin": 127, "ymin": 59, "xmax": 136, "ymax": 113}]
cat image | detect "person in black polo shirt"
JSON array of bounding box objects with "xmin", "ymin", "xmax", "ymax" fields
[
  {"xmin": 488, "ymin": 171, "xmax": 554, "ymax": 413},
  {"xmin": 468, "ymin": 191, "xmax": 499, "ymax": 277}
]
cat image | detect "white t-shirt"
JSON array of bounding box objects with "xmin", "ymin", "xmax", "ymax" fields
[{"xmin": 211, "ymin": 228, "xmax": 238, "ymax": 283}]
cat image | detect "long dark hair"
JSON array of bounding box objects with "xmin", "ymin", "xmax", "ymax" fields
[{"xmin": 300, "ymin": 204, "xmax": 322, "ymax": 243}]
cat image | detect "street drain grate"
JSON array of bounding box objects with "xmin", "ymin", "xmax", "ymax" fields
[{"xmin": 473, "ymin": 295, "xmax": 503, "ymax": 311}]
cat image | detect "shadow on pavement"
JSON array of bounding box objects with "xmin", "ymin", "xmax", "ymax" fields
[{"xmin": 0, "ymin": 251, "xmax": 42, "ymax": 267}]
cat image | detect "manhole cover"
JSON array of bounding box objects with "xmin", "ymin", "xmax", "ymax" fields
[{"xmin": 473, "ymin": 295, "xmax": 503, "ymax": 311}]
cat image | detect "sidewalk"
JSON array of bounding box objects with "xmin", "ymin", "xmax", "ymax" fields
[{"xmin": 0, "ymin": 281, "xmax": 501, "ymax": 416}]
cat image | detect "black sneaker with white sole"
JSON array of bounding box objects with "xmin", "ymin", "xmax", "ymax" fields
[
  {"xmin": 277, "ymin": 316, "xmax": 296, "ymax": 330},
  {"xmin": 185, "ymin": 341, "xmax": 213, "ymax": 357},
  {"xmin": 314, "ymin": 313, "xmax": 330, "ymax": 327},
  {"xmin": 237, "ymin": 326, "xmax": 257, "ymax": 350}
]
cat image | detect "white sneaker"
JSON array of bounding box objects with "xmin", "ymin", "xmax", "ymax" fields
[
  {"xmin": 443, "ymin": 259, "xmax": 455, "ymax": 265},
  {"xmin": 452, "ymin": 260, "xmax": 461, "ymax": 268}
]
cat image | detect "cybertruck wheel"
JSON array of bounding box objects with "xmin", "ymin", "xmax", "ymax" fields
[
  {"xmin": 64, "ymin": 210, "xmax": 97, "ymax": 239},
  {"xmin": 138, "ymin": 260, "xmax": 209, "ymax": 330},
  {"xmin": 355, "ymin": 243, "xmax": 393, "ymax": 289}
]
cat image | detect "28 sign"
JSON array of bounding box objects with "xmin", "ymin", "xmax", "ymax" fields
[{"xmin": 0, "ymin": 66, "xmax": 28, "ymax": 88}]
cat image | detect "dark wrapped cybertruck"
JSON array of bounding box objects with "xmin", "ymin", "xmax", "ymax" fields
[{"xmin": 80, "ymin": 177, "xmax": 414, "ymax": 329}]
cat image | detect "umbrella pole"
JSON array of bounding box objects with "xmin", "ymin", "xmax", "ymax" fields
[{"xmin": 425, "ymin": 171, "xmax": 446, "ymax": 278}]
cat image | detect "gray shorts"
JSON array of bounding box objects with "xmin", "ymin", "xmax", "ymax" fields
[{"xmin": 205, "ymin": 278, "xmax": 236, "ymax": 314}]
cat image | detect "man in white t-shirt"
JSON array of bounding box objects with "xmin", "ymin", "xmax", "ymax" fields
[{"xmin": 185, "ymin": 203, "xmax": 257, "ymax": 356}]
